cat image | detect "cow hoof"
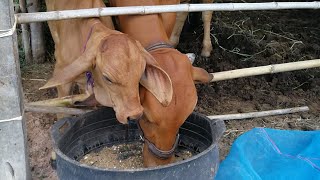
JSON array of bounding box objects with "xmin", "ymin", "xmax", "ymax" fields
[{"xmin": 201, "ymin": 41, "xmax": 212, "ymax": 57}]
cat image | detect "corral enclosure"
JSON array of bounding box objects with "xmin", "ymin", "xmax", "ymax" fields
[{"xmin": 13, "ymin": 0, "xmax": 320, "ymax": 179}]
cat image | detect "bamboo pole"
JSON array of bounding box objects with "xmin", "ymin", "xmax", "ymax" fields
[
  {"xmin": 24, "ymin": 105, "xmax": 92, "ymax": 115},
  {"xmin": 29, "ymin": 59, "xmax": 320, "ymax": 106},
  {"xmin": 16, "ymin": 2, "xmax": 320, "ymax": 24},
  {"xmin": 27, "ymin": 94, "xmax": 89, "ymax": 107},
  {"xmin": 207, "ymin": 106, "xmax": 309, "ymax": 121},
  {"xmin": 211, "ymin": 59, "xmax": 320, "ymax": 82},
  {"xmin": 24, "ymin": 104, "xmax": 309, "ymax": 121},
  {"xmin": 28, "ymin": 59, "xmax": 319, "ymax": 106}
]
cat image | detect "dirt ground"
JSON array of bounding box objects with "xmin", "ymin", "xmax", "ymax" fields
[{"xmin": 22, "ymin": 6, "xmax": 319, "ymax": 180}]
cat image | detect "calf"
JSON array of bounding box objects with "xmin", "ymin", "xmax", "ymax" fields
[
  {"xmin": 110, "ymin": 0, "xmax": 213, "ymax": 167},
  {"xmin": 42, "ymin": 0, "xmax": 173, "ymax": 124},
  {"xmin": 169, "ymin": 0, "xmax": 214, "ymax": 57}
]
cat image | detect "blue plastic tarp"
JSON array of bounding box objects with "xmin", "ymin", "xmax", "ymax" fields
[{"xmin": 216, "ymin": 128, "xmax": 320, "ymax": 180}]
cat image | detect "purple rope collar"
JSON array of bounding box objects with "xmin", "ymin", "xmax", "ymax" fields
[{"xmin": 82, "ymin": 22, "xmax": 99, "ymax": 89}]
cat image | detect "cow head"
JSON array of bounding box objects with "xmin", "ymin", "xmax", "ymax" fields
[
  {"xmin": 138, "ymin": 50, "xmax": 213, "ymax": 167},
  {"xmin": 40, "ymin": 34, "xmax": 173, "ymax": 124}
]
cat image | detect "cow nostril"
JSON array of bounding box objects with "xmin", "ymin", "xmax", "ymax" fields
[
  {"xmin": 137, "ymin": 113, "xmax": 143, "ymax": 119},
  {"xmin": 128, "ymin": 113, "xmax": 143, "ymax": 121}
]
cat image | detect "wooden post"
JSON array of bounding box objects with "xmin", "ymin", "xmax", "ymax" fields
[
  {"xmin": 19, "ymin": 0, "xmax": 32, "ymax": 64},
  {"xmin": 27, "ymin": 0, "xmax": 45, "ymax": 63},
  {"xmin": 0, "ymin": 0, "xmax": 31, "ymax": 179}
]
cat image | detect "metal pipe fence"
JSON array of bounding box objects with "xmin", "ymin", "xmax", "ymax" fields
[{"xmin": 16, "ymin": 2, "xmax": 320, "ymax": 24}]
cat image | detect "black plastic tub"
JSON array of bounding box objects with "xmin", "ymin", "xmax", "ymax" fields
[{"xmin": 51, "ymin": 107, "xmax": 225, "ymax": 180}]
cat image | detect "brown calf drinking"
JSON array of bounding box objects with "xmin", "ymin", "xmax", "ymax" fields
[{"xmin": 110, "ymin": 0, "xmax": 213, "ymax": 167}]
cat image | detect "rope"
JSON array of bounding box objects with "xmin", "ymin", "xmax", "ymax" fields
[
  {"xmin": 0, "ymin": 15, "xmax": 17, "ymax": 38},
  {"xmin": 0, "ymin": 116, "xmax": 22, "ymax": 123}
]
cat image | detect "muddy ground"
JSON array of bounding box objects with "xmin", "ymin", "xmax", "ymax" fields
[{"xmin": 22, "ymin": 5, "xmax": 319, "ymax": 180}]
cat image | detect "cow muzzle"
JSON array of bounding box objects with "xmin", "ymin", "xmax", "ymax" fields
[
  {"xmin": 135, "ymin": 119, "xmax": 180, "ymax": 160},
  {"xmin": 115, "ymin": 106, "xmax": 144, "ymax": 124}
]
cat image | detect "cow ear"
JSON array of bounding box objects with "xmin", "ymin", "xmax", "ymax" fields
[
  {"xmin": 140, "ymin": 52, "xmax": 173, "ymax": 107},
  {"xmin": 39, "ymin": 51, "xmax": 95, "ymax": 90},
  {"xmin": 192, "ymin": 67, "xmax": 213, "ymax": 83}
]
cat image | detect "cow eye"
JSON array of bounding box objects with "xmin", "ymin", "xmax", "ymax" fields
[{"xmin": 104, "ymin": 75, "xmax": 113, "ymax": 84}]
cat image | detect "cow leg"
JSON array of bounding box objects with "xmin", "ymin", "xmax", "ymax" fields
[
  {"xmin": 161, "ymin": 12, "xmax": 178, "ymax": 38},
  {"xmin": 200, "ymin": 0, "xmax": 214, "ymax": 57},
  {"xmin": 201, "ymin": 10, "xmax": 213, "ymax": 57},
  {"xmin": 169, "ymin": 12, "xmax": 188, "ymax": 47}
]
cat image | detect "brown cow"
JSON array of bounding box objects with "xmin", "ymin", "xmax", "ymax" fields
[
  {"xmin": 42, "ymin": 0, "xmax": 173, "ymax": 124},
  {"xmin": 170, "ymin": 0, "xmax": 214, "ymax": 57},
  {"xmin": 109, "ymin": 0, "xmax": 213, "ymax": 167}
]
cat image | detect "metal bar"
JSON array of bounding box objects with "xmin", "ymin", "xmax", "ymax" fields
[
  {"xmin": 16, "ymin": 2, "xmax": 320, "ymax": 24},
  {"xmin": 0, "ymin": 0, "xmax": 31, "ymax": 179}
]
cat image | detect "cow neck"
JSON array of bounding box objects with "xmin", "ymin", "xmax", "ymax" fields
[
  {"xmin": 82, "ymin": 21, "xmax": 100, "ymax": 53},
  {"xmin": 81, "ymin": 20, "xmax": 115, "ymax": 90},
  {"xmin": 116, "ymin": 13, "xmax": 169, "ymax": 47},
  {"xmin": 143, "ymin": 42, "xmax": 179, "ymax": 159},
  {"xmin": 129, "ymin": 119, "xmax": 180, "ymax": 160},
  {"xmin": 81, "ymin": 20, "xmax": 116, "ymax": 53},
  {"xmin": 81, "ymin": 21, "xmax": 100, "ymax": 90}
]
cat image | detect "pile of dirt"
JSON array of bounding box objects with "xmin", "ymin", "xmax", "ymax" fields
[{"xmin": 177, "ymin": 9, "xmax": 320, "ymax": 158}]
